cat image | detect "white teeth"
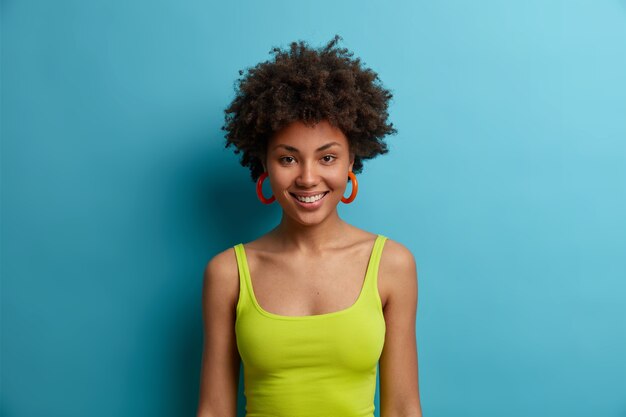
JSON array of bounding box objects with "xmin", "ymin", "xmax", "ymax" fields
[{"xmin": 295, "ymin": 193, "xmax": 325, "ymax": 203}]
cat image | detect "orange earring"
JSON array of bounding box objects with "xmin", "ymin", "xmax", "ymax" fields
[
  {"xmin": 341, "ymin": 171, "xmax": 358, "ymax": 204},
  {"xmin": 256, "ymin": 172, "xmax": 275, "ymax": 204}
]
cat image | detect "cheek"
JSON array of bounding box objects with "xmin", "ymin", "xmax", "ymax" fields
[
  {"xmin": 328, "ymin": 172, "xmax": 351, "ymax": 190},
  {"xmin": 267, "ymin": 171, "xmax": 292, "ymax": 194}
]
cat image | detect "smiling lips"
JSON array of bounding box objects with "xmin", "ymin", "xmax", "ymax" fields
[
  {"xmin": 291, "ymin": 192, "xmax": 327, "ymax": 202},
  {"xmin": 289, "ymin": 191, "xmax": 329, "ymax": 207}
]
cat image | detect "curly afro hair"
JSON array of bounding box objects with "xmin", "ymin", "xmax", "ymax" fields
[{"xmin": 222, "ymin": 35, "xmax": 397, "ymax": 182}]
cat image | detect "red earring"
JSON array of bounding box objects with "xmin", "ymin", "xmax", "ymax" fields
[
  {"xmin": 256, "ymin": 172, "xmax": 275, "ymax": 204},
  {"xmin": 341, "ymin": 171, "xmax": 358, "ymax": 204}
]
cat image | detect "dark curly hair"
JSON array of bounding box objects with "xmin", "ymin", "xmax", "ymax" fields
[{"xmin": 222, "ymin": 35, "xmax": 397, "ymax": 182}]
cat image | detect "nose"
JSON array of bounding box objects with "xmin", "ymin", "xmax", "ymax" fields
[{"xmin": 295, "ymin": 160, "xmax": 319, "ymax": 188}]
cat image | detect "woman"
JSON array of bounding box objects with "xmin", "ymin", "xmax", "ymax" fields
[{"xmin": 197, "ymin": 36, "xmax": 422, "ymax": 417}]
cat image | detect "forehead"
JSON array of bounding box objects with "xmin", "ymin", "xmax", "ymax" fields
[{"xmin": 268, "ymin": 120, "xmax": 349, "ymax": 151}]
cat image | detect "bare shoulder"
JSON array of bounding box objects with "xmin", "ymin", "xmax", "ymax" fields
[
  {"xmin": 380, "ymin": 238, "xmax": 417, "ymax": 273},
  {"xmin": 204, "ymin": 246, "xmax": 238, "ymax": 279},
  {"xmin": 203, "ymin": 246, "xmax": 239, "ymax": 306},
  {"xmin": 378, "ymin": 238, "xmax": 418, "ymax": 308}
]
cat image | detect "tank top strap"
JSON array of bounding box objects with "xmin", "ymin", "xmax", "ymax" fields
[
  {"xmin": 233, "ymin": 243, "xmax": 253, "ymax": 314},
  {"xmin": 364, "ymin": 234, "xmax": 388, "ymax": 308}
]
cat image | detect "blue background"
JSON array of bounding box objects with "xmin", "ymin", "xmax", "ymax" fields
[{"xmin": 2, "ymin": 1, "xmax": 625, "ymax": 416}]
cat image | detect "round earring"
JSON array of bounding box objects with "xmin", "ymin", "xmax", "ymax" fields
[
  {"xmin": 341, "ymin": 171, "xmax": 358, "ymax": 204},
  {"xmin": 256, "ymin": 172, "xmax": 275, "ymax": 204}
]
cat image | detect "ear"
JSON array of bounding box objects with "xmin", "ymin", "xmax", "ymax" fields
[{"xmin": 348, "ymin": 152, "xmax": 355, "ymax": 172}]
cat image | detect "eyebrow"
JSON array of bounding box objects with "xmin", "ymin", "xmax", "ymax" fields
[{"xmin": 272, "ymin": 142, "xmax": 341, "ymax": 152}]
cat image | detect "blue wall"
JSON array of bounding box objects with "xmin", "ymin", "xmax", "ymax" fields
[{"xmin": 2, "ymin": 1, "xmax": 625, "ymax": 416}]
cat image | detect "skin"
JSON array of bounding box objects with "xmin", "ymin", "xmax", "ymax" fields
[{"xmin": 197, "ymin": 120, "xmax": 423, "ymax": 417}]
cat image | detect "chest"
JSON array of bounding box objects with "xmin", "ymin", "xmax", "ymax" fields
[{"xmin": 245, "ymin": 248, "xmax": 387, "ymax": 317}]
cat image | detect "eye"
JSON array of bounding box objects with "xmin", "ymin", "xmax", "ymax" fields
[
  {"xmin": 280, "ymin": 156, "xmax": 295, "ymax": 164},
  {"xmin": 322, "ymin": 155, "xmax": 337, "ymax": 163}
]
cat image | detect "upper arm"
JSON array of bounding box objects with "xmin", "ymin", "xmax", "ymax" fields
[
  {"xmin": 379, "ymin": 239, "xmax": 423, "ymax": 417},
  {"xmin": 196, "ymin": 248, "xmax": 241, "ymax": 417}
]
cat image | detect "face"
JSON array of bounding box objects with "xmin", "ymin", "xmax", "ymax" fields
[{"xmin": 263, "ymin": 120, "xmax": 355, "ymax": 226}]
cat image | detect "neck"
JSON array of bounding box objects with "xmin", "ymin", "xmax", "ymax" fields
[{"xmin": 270, "ymin": 209, "xmax": 350, "ymax": 253}]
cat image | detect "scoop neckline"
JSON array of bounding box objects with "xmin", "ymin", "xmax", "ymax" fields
[{"xmin": 238, "ymin": 235, "xmax": 383, "ymax": 321}]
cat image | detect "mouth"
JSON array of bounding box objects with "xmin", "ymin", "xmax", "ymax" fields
[{"xmin": 289, "ymin": 191, "xmax": 329, "ymax": 209}]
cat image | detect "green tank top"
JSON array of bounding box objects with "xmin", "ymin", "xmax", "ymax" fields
[{"xmin": 233, "ymin": 234, "xmax": 387, "ymax": 417}]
